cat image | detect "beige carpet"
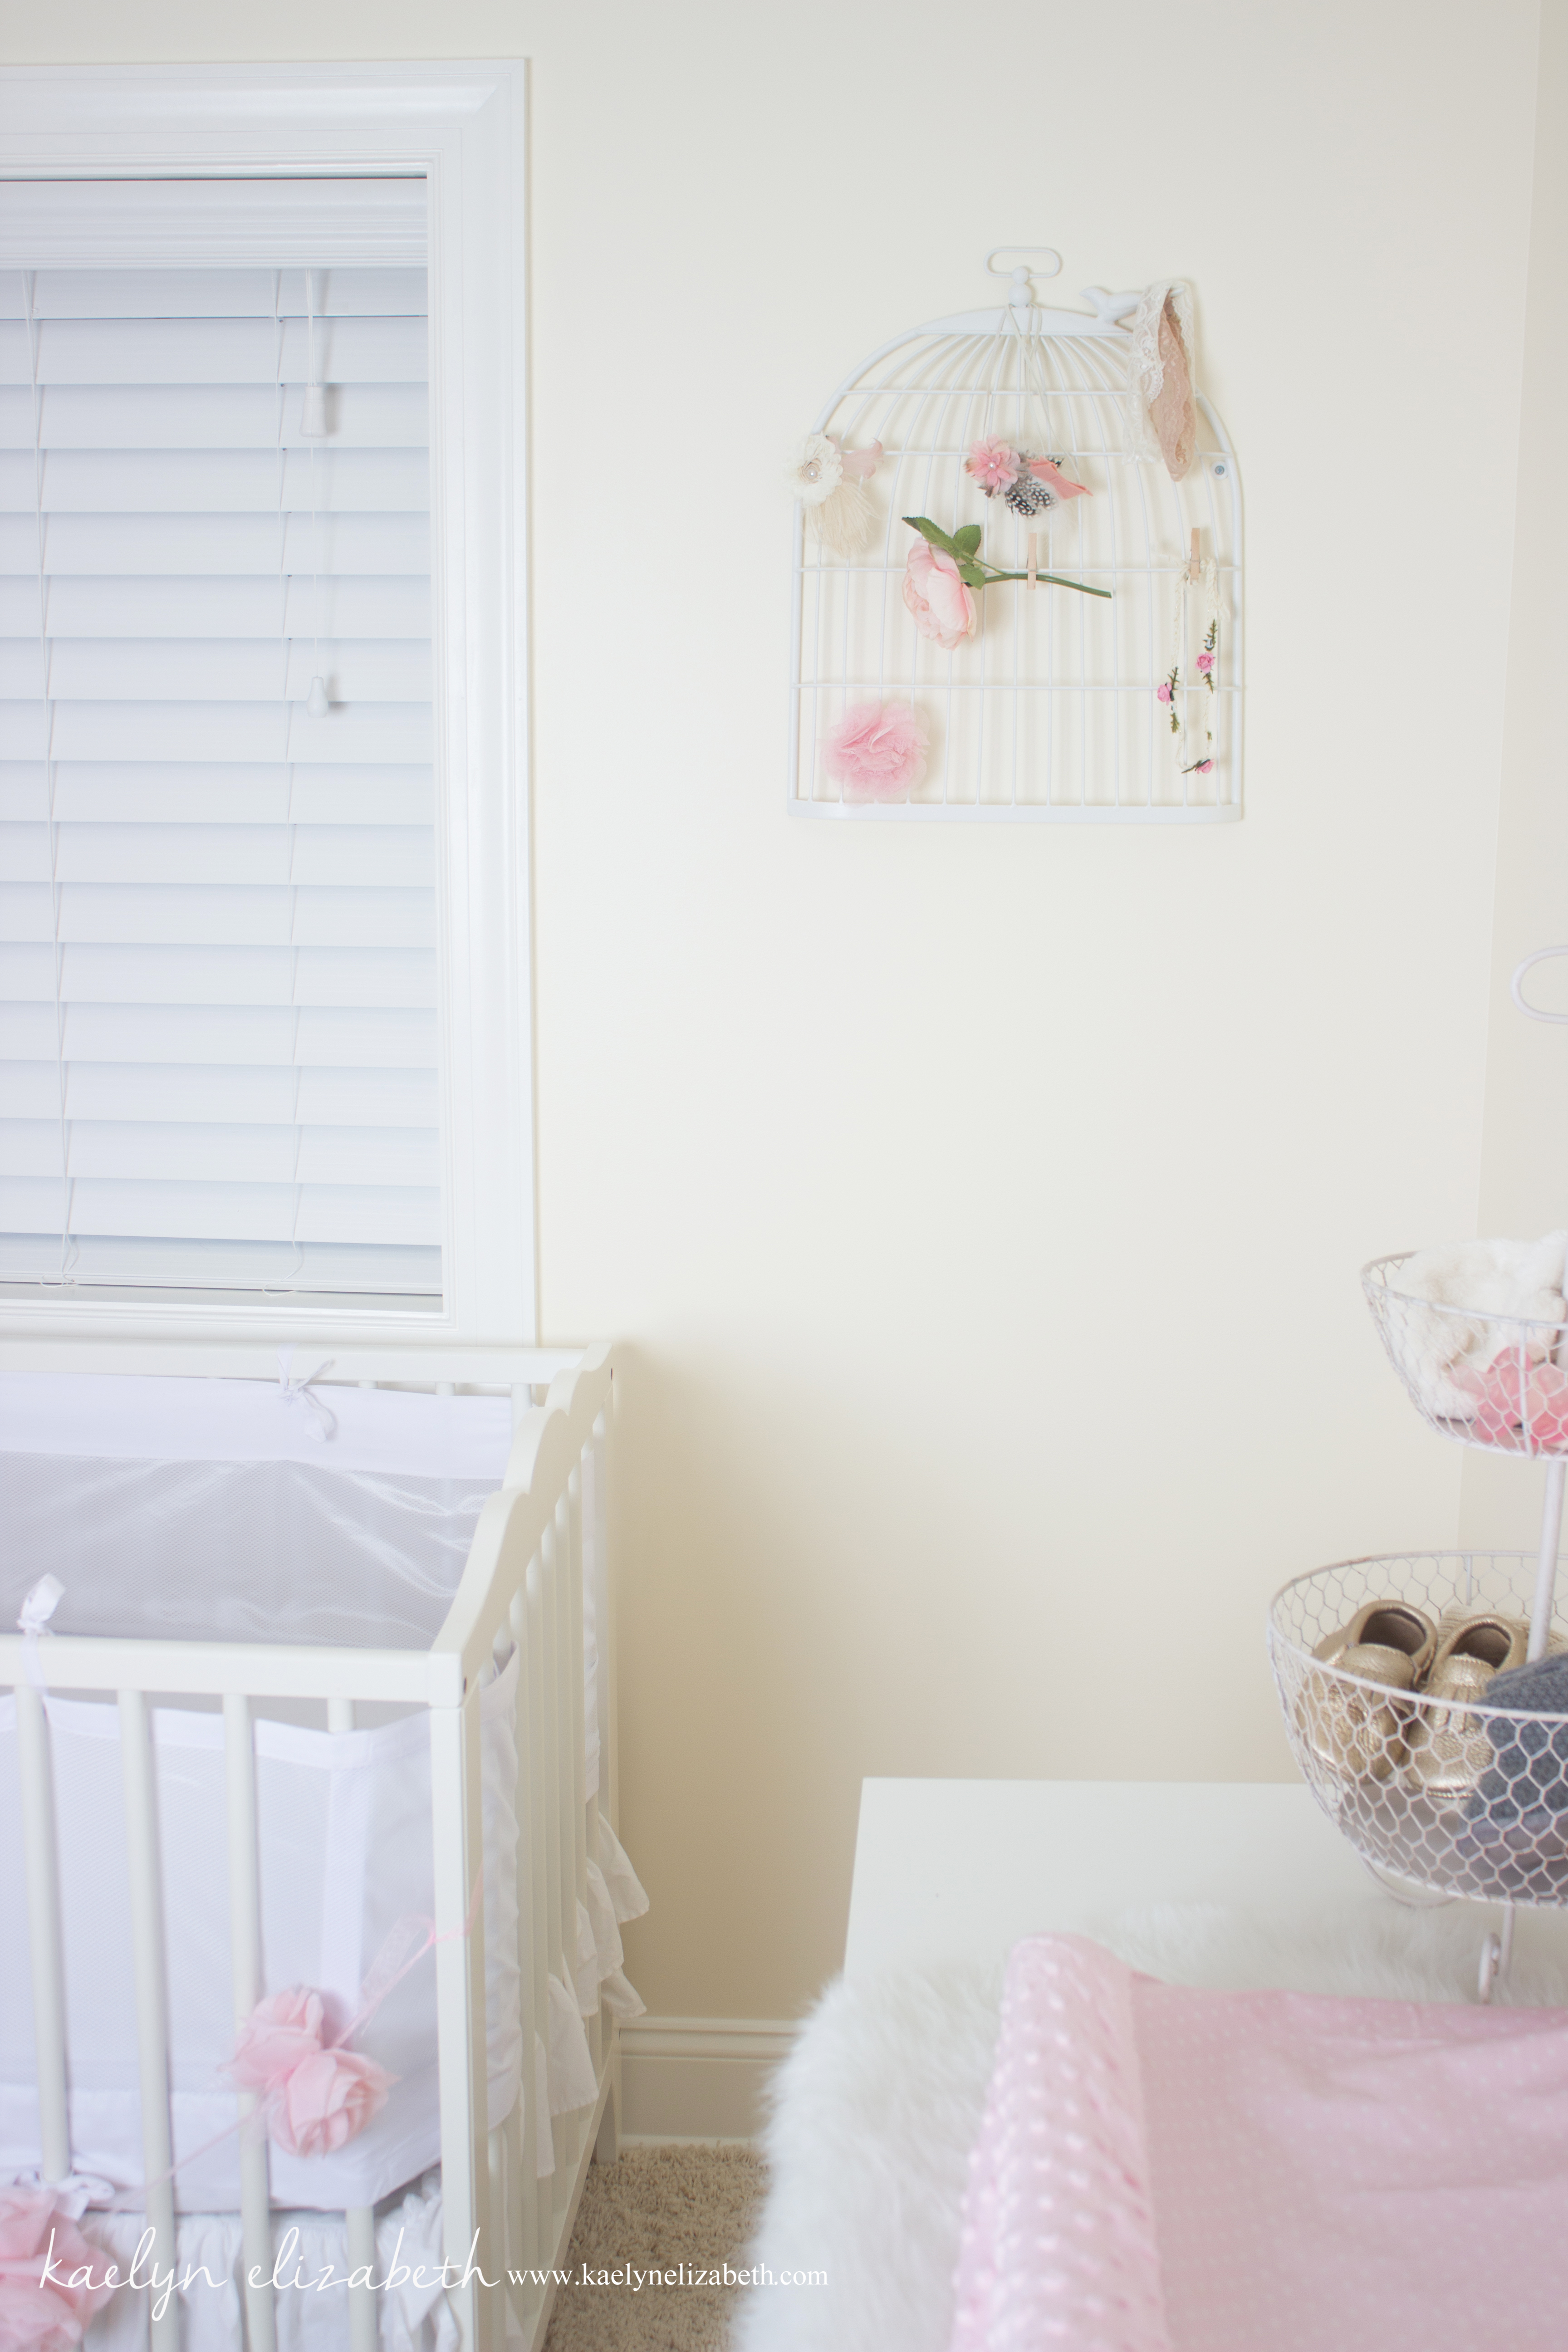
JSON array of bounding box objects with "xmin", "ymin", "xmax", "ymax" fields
[{"xmin": 542, "ymin": 2146, "xmax": 766, "ymax": 2351}]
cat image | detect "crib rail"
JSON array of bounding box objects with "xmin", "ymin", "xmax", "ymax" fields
[{"xmin": 2, "ymin": 1340, "xmax": 622, "ymax": 2352}]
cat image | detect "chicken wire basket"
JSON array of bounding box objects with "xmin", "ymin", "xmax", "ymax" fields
[
  {"xmin": 1270, "ymin": 1553, "xmax": 1568, "ymax": 1910},
  {"xmin": 1363, "ymin": 1255, "xmax": 1568, "ymax": 1458},
  {"xmin": 789, "ymin": 257, "xmax": 1242, "ymax": 821}
]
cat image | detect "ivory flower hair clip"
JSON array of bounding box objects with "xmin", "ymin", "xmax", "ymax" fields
[
  {"xmin": 964, "ymin": 437, "xmax": 1092, "ymax": 520},
  {"xmin": 786, "ymin": 431, "xmax": 883, "ymax": 555}
]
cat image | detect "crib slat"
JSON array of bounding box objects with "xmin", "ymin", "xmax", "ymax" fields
[
  {"xmin": 487, "ymin": 2126, "xmax": 508, "ymax": 2347},
  {"xmin": 15, "ymin": 1678, "xmax": 71, "ymax": 2185},
  {"xmin": 223, "ymin": 1695, "xmax": 277, "ymax": 2352},
  {"xmin": 430, "ymin": 1686, "xmax": 494, "ymax": 2352},
  {"xmin": 120, "ymin": 1688, "xmax": 180, "ymax": 2352},
  {"xmin": 526, "ymin": 1551, "xmax": 560, "ymax": 2204},
  {"xmin": 567, "ymin": 1468, "xmax": 589, "ymax": 1926},
  {"xmin": 345, "ymin": 2205, "xmax": 377, "ymax": 2352},
  {"xmin": 506, "ymin": 1588, "xmax": 542, "ymax": 2286}
]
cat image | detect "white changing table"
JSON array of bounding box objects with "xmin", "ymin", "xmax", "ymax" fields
[{"xmin": 843, "ymin": 1777, "xmax": 1568, "ymax": 1980}]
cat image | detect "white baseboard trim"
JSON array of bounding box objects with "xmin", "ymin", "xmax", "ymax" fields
[{"xmin": 619, "ymin": 2017, "xmax": 798, "ymax": 2143}]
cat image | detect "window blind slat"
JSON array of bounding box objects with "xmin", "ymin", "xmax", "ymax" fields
[
  {"xmin": 0, "ymin": 1176, "xmax": 440, "ymax": 1246},
  {"xmin": 0, "ymin": 447, "xmax": 428, "ymax": 515},
  {"xmin": 12, "ymin": 762, "xmax": 435, "ymax": 827},
  {"xmin": 0, "ymin": 576, "xmax": 431, "ymax": 638},
  {"xmin": 54, "ymin": 945, "xmax": 437, "ymax": 1008},
  {"xmin": 14, "ymin": 315, "xmax": 427, "ymax": 388},
  {"xmin": 4, "ymin": 1061, "xmax": 439, "ymax": 1126},
  {"xmin": 1, "ymin": 511, "xmax": 430, "ymax": 575},
  {"xmin": 0, "ymin": 1231, "xmax": 441, "ymax": 1294},
  {"xmin": 11, "ymin": 641, "xmax": 432, "ymax": 703}
]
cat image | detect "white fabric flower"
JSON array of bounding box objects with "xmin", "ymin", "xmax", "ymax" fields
[{"xmin": 787, "ymin": 432, "xmax": 844, "ymax": 507}]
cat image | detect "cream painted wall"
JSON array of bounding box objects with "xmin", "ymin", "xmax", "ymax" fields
[
  {"xmin": 1, "ymin": 1, "xmax": 1543, "ymax": 2019},
  {"xmin": 1460, "ymin": 0, "xmax": 1568, "ymax": 1555}
]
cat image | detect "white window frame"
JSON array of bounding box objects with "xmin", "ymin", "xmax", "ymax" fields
[{"xmin": 0, "ymin": 62, "xmax": 535, "ymax": 1353}]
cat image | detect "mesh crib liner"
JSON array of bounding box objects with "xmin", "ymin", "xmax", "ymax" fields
[
  {"xmin": 951, "ymin": 1933, "xmax": 1568, "ymax": 2352},
  {"xmin": 0, "ymin": 1370, "xmax": 514, "ymax": 1649}
]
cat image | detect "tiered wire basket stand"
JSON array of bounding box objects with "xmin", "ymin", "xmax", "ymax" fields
[
  {"xmin": 1270, "ymin": 951, "xmax": 1568, "ymax": 1999},
  {"xmin": 788, "ymin": 249, "xmax": 1243, "ymax": 821}
]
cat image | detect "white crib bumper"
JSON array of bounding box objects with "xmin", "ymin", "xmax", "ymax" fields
[{"xmin": 0, "ymin": 1660, "xmax": 527, "ymax": 2213}]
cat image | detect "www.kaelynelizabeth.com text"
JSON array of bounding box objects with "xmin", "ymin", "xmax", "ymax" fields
[{"xmin": 40, "ymin": 2227, "xmax": 825, "ymax": 2320}]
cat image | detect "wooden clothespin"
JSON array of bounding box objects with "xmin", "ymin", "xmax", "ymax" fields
[
  {"xmin": 1187, "ymin": 527, "xmax": 1201, "ymax": 584},
  {"xmin": 1027, "ymin": 532, "xmax": 1039, "ymax": 590}
]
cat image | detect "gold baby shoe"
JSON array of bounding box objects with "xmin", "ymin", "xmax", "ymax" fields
[
  {"xmin": 1300, "ymin": 1602, "xmax": 1438, "ymax": 1783},
  {"xmin": 1406, "ymin": 1613, "xmax": 1529, "ymax": 1799}
]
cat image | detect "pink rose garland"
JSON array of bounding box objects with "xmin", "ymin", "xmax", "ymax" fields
[
  {"xmin": 230, "ymin": 1988, "xmax": 395, "ymax": 2160},
  {"xmin": 823, "ymin": 702, "xmax": 929, "ymax": 803},
  {"xmin": 903, "ymin": 539, "xmax": 977, "ymax": 651}
]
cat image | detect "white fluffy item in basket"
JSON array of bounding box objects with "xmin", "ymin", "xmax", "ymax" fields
[{"xmin": 1387, "ymin": 1232, "xmax": 1567, "ymax": 1417}]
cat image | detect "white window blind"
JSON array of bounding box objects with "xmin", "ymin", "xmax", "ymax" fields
[{"xmin": 0, "ymin": 184, "xmax": 441, "ymax": 1307}]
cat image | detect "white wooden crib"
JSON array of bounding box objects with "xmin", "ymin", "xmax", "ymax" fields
[{"xmin": 0, "ymin": 1340, "xmax": 627, "ymax": 2352}]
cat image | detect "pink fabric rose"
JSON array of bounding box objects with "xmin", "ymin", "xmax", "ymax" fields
[
  {"xmin": 1156, "ymin": 681, "xmax": 1172, "ymax": 704},
  {"xmin": 822, "ymin": 701, "xmax": 929, "ymax": 802},
  {"xmin": 230, "ymin": 1988, "xmax": 327, "ymax": 2092},
  {"xmin": 1196, "ymin": 651, "xmax": 1215, "ymax": 674},
  {"xmin": 903, "ymin": 539, "xmax": 977, "ymax": 651},
  {"xmin": 965, "ymin": 437, "xmax": 1021, "ymax": 492},
  {"xmin": 0, "ymin": 2189, "xmax": 114, "ymax": 2352},
  {"xmin": 267, "ymin": 2048, "xmax": 394, "ymax": 2159},
  {"xmin": 230, "ymin": 1988, "xmax": 394, "ymax": 2159},
  {"xmin": 1025, "ymin": 456, "xmax": 1090, "ymax": 502}
]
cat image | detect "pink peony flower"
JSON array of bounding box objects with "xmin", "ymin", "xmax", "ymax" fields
[
  {"xmin": 230, "ymin": 1987, "xmax": 394, "ymax": 2159},
  {"xmin": 268, "ymin": 2047, "xmax": 394, "ymax": 2159},
  {"xmin": 965, "ymin": 437, "xmax": 1021, "ymax": 492},
  {"xmin": 903, "ymin": 539, "xmax": 977, "ymax": 651},
  {"xmin": 822, "ymin": 701, "xmax": 929, "ymax": 803},
  {"xmin": 230, "ymin": 1989, "xmax": 327, "ymax": 2092},
  {"xmin": 1025, "ymin": 456, "xmax": 1090, "ymax": 501},
  {"xmin": 1196, "ymin": 651, "xmax": 1215, "ymax": 673},
  {"xmin": 0, "ymin": 2188, "xmax": 114, "ymax": 2352}
]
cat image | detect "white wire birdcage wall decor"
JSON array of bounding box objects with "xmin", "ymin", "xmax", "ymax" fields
[{"xmin": 788, "ymin": 253, "xmax": 1243, "ymax": 822}]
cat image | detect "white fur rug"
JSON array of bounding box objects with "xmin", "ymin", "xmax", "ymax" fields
[{"xmin": 732, "ymin": 1897, "xmax": 1568, "ymax": 2352}]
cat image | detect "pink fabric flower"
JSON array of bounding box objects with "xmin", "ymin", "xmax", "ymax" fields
[
  {"xmin": 230, "ymin": 1988, "xmax": 327, "ymax": 2092},
  {"xmin": 1156, "ymin": 681, "xmax": 1172, "ymax": 704},
  {"xmin": 1194, "ymin": 758, "xmax": 1214, "ymax": 773},
  {"xmin": 903, "ymin": 540, "xmax": 977, "ymax": 651},
  {"xmin": 268, "ymin": 2048, "xmax": 394, "ymax": 2159},
  {"xmin": 1025, "ymin": 456, "xmax": 1090, "ymax": 502},
  {"xmin": 822, "ymin": 701, "xmax": 929, "ymax": 802},
  {"xmin": 0, "ymin": 2189, "xmax": 114, "ymax": 2352},
  {"xmin": 1196, "ymin": 651, "xmax": 1215, "ymax": 674},
  {"xmin": 965, "ymin": 437, "xmax": 1020, "ymax": 492},
  {"xmin": 230, "ymin": 1988, "xmax": 394, "ymax": 2159}
]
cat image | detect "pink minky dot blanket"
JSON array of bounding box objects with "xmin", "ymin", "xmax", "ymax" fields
[{"xmin": 949, "ymin": 1933, "xmax": 1568, "ymax": 2352}]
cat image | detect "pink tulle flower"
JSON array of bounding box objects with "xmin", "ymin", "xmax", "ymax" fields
[
  {"xmin": 1196, "ymin": 651, "xmax": 1215, "ymax": 674},
  {"xmin": 965, "ymin": 437, "xmax": 1021, "ymax": 492},
  {"xmin": 230, "ymin": 1988, "xmax": 394, "ymax": 2160},
  {"xmin": 0, "ymin": 2188, "xmax": 114, "ymax": 2352},
  {"xmin": 1025, "ymin": 456, "xmax": 1090, "ymax": 501},
  {"xmin": 823, "ymin": 702, "xmax": 929, "ymax": 802},
  {"xmin": 903, "ymin": 539, "xmax": 977, "ymax": 652}
]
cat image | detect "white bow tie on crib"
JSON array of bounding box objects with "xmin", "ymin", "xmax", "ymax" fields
[
  {"xmin": 276, "ymin": 1347, "xmax": 337, "ymax": 1441},
  {"xmin": 17, "ymin": 1571, "xmax": 64, "ymax": 1690}
]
